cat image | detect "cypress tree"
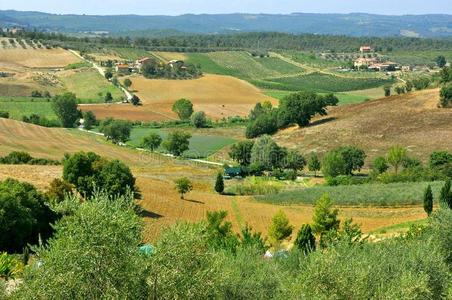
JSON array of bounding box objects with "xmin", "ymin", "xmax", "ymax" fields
[
  {"xmin": 423, "ymin": 185, "xmax": 433, "ymax": 216},
  {"xmin": 294, "ymin": 224, "xmax": 316, "ymax": 253},
  {"xmin": 214, "ymin": 172, "xmax": 224, "ymax": 194},
  {"xmin": 440, "ymin": 179, "xmax": 452, "ymax": 209}
]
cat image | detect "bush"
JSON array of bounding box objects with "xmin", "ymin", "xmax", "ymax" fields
[
  {"xmin": 191, "ymin": 111, "xmax": 209, "ymax": 128},
  {"xmin": 0, "ymin": 111, "xmax": 9, "ymax": 118},
  {"xmin": 99, "ymin": 118, "xmax": 132, "ymax": 144},
  {"xmin": 172, "ymin": 98, "xmax": 194, "ymax": 120},
  {"xmin": 52, "ymin": 92, "xmax": 80, "ymax": 128},
  {"xmin": 0, "ymin": 178, "xmax": 57, "ymax": 253},
  {"xmin": 15, "ymin": 192, "xmax": 150, "ymax": 299},
  {"xmin": 439, "ymin": 84, "xmax": 452, "ymax": 108},
  {"xmin": 162, "ymin": 131, "xmax": 191, "ymax": 156},
  {"xmin": 0, "ymin": 151, "xmax": 32, "ymax": 164}
]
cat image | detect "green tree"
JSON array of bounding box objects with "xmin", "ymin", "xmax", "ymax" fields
[
  {"xmin": 439, "ymin": 66, "xmax": 452, "ymax": 83},
  {"xmin": 439, "ymin": 179, "xmax": 452, "ymax": 209},
  {"xmin": 214, "ymin": 173, "xmax": 224, "ymax": 194},
  {"xmin": 174, "ymin": 177, "xmax": 193, "ymax": 199},
  {"xmin": 311, "ymin": 193, "xmax": 340, "ymax": 240},
  {"xmin": 405, "ymin": 81, "xmax": 413, "ymax": 92},
  {"xmin": 372, "ymin": 156, "xmax": 389, "ymax": 174},
  {"xmin": 268, "ymin": 210, "xmax": 293, "ymax": 246},
  {"xmin": 439, "ymin": 84, "xmax": 452, "ymax": 108},
  {"xmin": 123, "ymin": 78, "xmax": 132, "ymax": 88},
  {"xmin": 82, "ymin": 111, "xmax": 96, "ymax": 130},
  {"xmin": 51, "ymin": 92, "xmax": 80, "ymax": 128},
  {"xmin": 423, "ymin": 185, "xmax": 433, "ymax": 216},
  {"xmin": 245, "ymin": 111, "xmax": 278, "ymax": 138},
  {"xmin": 104, "ymin": 70, "xmax": 113, "ymax": 80},
  {"xmin": 308, "ymin": 153, "xmax": 321, "ymax": 177},
  {"xmin": 191, "ymin": 111, "xmax": 208, "ymax": 128},
  {"xmin": 384, "ymin": 86, "xmax": 391, "ymax": 97},
  {"xmin": 130, "ymin": 95, "xmax": 141, "ymax": 106},
  {"xmin": 172, "ymin": 98, "xmax": 194, "ymax": 120},
  {"xmin": 284, "ymin": 150, "xmax": 306, "ymax": 173},
  {"xmin": 435, "ymin": 55, "xmax": 447, "ymax": 68},
  {"xmin": 229, "ymin": 140, "xmax": 254, "ymax": 166},
  {"xmin": 277, "ymin": 92, "xmax": 338, "ymax": 127},
  {"xmin": 294, "ymin": 224, "xmax": 316, "ymax": 253},
  {"xmin": 387, "ymin": 145, "xmax": 407, "ymax": 175},
  {"xmin": 141, "ymin": 132, "xmax": 162, "ymax": 151},
  {"xmin": 335, "ymin": 146, "xmax": 366, "ymax": 175},
  {"xmin": 395, "ymin": 85, "xmax": 405, "ymax": 95},
  {"xmin": 322, "ymin": 151, "xmax": 346, "ymax": 178},
  {"xmin": 104, "ymin": 92, "xmax": 113, "ymax": 102},
  {"xmin": 206, "ymin": 211, "xmax": 239, "ymax": 252},
  {"xmin": 15, "ymin": 193, "xmax": 149, "ymax": 299},
  {"xmin": 97, "ymin": 160, "xmax": 138, "ymax": 198},
  {"xmin": 429, "ymin": 151, "xmax": 452, "ymax": 169},
  {"xmin": 99, "ymin": 118, "xmax": 132, "ymax": 144},
  {"xmin": 0, "ymin": 178, "xmax": 57, "ymax": 253},
  {"xmin": 162, "ymin": 131, "xmax": 191, "ymax": 156},
  {"xmin": 250, "ymin": 135, "xmax": 286, "ymax": 171}
]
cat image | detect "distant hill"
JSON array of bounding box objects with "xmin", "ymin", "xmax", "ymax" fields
[{"xmin": 0, "ymin": 10, "xmax": 451, "ymax": 37}]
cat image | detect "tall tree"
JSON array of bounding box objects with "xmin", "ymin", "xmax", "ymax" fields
[
  {"xmin": 268, "ymin": 210, "xmax": 293, "ymax": 246},
  {"xmin": 322, "ymin": 151, "xmax": 346, "ymax": 178},
  {"xmin": 174, "ymin": 177, "xmax": 193, "ymax": 199},
  {"xmin": 82, "ymin": 111, "xmax": 96, "ymax": 130},
  {"xmin": 439, "ymin": 179, "xmax": 452, "ymax": 209},
  {"xmin": 229, "ymin": 140, "xmax": 254, "ymax": 166},
  {"xmin": 387, "ymin": 145, "xmax": 408, "ymax": 175},
  {"xmin": 141, "ymin": 132, "xmax": 162, "ymax": 152},
  {"xmin": 311, "ymin": 193, "xmax": 340, "ymax": 240},
  {"xmin": 162, "ymin": 131, "xmax": 191, "ymax": 156},
  {"xmin": 51, "ymin": 92, "xmax": 80, "ymax": 128},
  {"xmin": 308, "ymin": 153, "xmax": 321, "ymax": 177},
  {"xmin": 435, "ymin": 55, "xmax": 447, "ymax": 68},
  {"xmin": 335, "ymin": 146, "xmax": 366, "ymax": 175},
  {"xmin": 214, "ymin": 173, "xmax": 224, "ymax": 195},
  {"xmin": 423, "ymin": 185, "xmax": 434, "ymax": 216}
]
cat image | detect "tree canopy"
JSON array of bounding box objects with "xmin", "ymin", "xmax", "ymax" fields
[{"xmin": 51, "ymin": 92, "xmax": 80, "ymax": 128}]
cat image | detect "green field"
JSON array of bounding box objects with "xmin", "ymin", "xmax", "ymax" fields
[
  {"xmin": 256, "ymin": 181, "xmax": 445, "ymax": 207},
  {"xmin": 112, "ymin": 47, "xmax": 151, "ymax": 60},
  {"xmin": 264, "ymin": 90, "xmax": 370, "ymax": 105},
  {"xmin": 186, "ymin": 51, "xmax": 304, "ymax": 79},
  {"xmin": 0, "ymin": 97, "xmax": 57, "ymax": 120},
  {"xmin": 382, "ymin": 50, "xmax": 452, "ymax": 66},
  {"xmin": 280, "ymin": 51, "xmax": 345, "ymax": 68},
  {"xmin": 127, "ymin": 127, "xmax": 236, "ymax": 158},
  {"xmin": 59, "ymin": 68, "xmax": 123, "ymax": 103},
  {"xmin": 253, "ymin": 73, "xmax": 393, "ymax": 93}
]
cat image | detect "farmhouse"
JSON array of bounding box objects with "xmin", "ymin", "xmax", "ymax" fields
[
  {"xmin": 135, "ymin": 57, "xmax": 153, "ymax": 71},
  {"xmin": 354, "ymin": 57, "xmax": 378, "ymax": 69},
  {"xmin": 360, "ymin": 46, "xmax": 373, "ymax": 53},
  {"xmin": 115, "ymin": 63, "xmax": 131, "ymax": 74},
  {"xmin": 368, "ymin": 61, "xmax": 400, "ymax": 72}
]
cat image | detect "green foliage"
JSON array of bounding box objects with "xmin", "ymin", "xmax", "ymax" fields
[
  {"xmin": 51, "ymin": 92, "xmax": 80, "ymax": 128},
  {"xmin": 311, "ymin": 194, "xmax": 340, "ymax": 239},
  {"xmin": 0, "ymin": 252, "xmax": 23, "ymax": 279},
  {"xmin": 15, "ymin": 192, "xmax": 149, "ymax": 299},
  {"xmin": 439, "ymin": 179, "xmax": 452, "ymax": 209},
  {"xmin": 334, "ymin": 145, "xmax": 366, "ymax": 175},
  {"xmin": 142, "ymin": 59, "xmax": 201, "ymax": 79},
  {"xmin": 0, "ymin": 151, "xmax": 31, "ymax": 164},
  {"xmin": 123, "ymin": 78, "xmax": 132, "ymax": 88},
  {"xmin": 284, "ymin": 150, "xmax": 306, "ymax": 173},
  {"xmin": 141, "ymin": 132, "xmax": 162, "ymax": 151},
  {"xmin": 0, "ymin": 178, "xmax": 57, "ymax": 253},
  {"xmin": 439, "ymin": 84, "xmax": 452, "ymax": 108},
  {"xmin": 435, "ymin": 55, "xmax": 447, "ymax": 68},
  {"xmin": 206, "ymin": 211, "xmax": 239, "ymax": 252},
  {"xmin": 104, "ymin": 70, "xmax": 113, "ymax": 80},
  {"xmin": 384, "ymin": 85, "xmax": 391, "ymax": 97},
  {"xmin": 294, "ymin": 224, "xmax": 316, "ymax": 253},
  {"xmin": 387, "ymin": 145, "xmax": 408, "ymax": 175},
  {"xmin": 82, "ymin": 110, "xmax": 97, "ymax": 130},
  {"xmin": 214, "ymin": 173, "xmax": 224, "ymax": 194},
  {"xmin": 268, "ymin": 210, "xmax": 293, "ymax": 246},
  {"xmin": 104, "ymin": 91, "xmax": 113, "ymax": 102},
  {"xmin": 278, "ymin": 91, "xmax": 338, "ymax": 127},
  {"xmin": 45, "ymin": 178, "xmax": 74, "ymax": 204},
  {"xmin": 22, "ymin": 113, "xmax": 61, "ymax": 127},
  {"xmin": 424, "ymin": 185, "xmax": 434, "ymax": 216},
  {"xmin": 250, "ymin": 135, "xmax": 286, "ymax": 171},
  {"xmin": 191, "ymin": 111, "xmax": 209, "ymax": 128},
  {"xmin": 62, "ymin": 151, "xmax": 138, "ymax": 198},
  {"xmin": 308, "ymin": 153, "xmax": 321, "ymax": 176},
  {"xmin": 245, "ymin": 110, "xmax": 278, "ymax": 138},
  {"xmin": 0, "ymin": 111, "xmax": 9, "ymax": 118},
  {"xmin": 162, "ymin": 130, "xmax": 191, "ymax": 156},
  {"xmin": 130, "ymin": 95, "xmax": 141, "ymax": 106},
  {"xmin": 322, "ymin": 151, "xmax": 346, "ymax": 177},
  {"xmin": 174, "ymin": 177, "xmax": 193, "ymax": 199},
  {"xmin": 439, "ymin": 66, "xmax": 452, "ymax": 83},
  {"xmin": 224, "ymin": 176, "xmax": 286, "ymax": 196},
  {"xmin": 430, "ymin": 151, "xmax": 452, "ymax": 168},
  {"xmin": 172, "ymin": 98, "xmax": 194, "ymax": 120},
  {"xmin": 372, "ymin": 156, "xmax": 389, "ymax": 174},
  {"xmin": 99, "ymin": 118, "xmax": 132, "ymax": 144},
  {"xmin": 229, "ymin": 140, "xmax": 254, "ymax": 166}
]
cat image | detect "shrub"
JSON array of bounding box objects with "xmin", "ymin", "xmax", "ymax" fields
[
  {"xmin": 294, "ymin": 224, "xmax": 316, "ymax": 253},
  {"xmin": 439, "ymin": 84, "xmax": 452, "ymax": 108},
  {"xmin": 162, "ymin": 131, "xmax": 191, "ymax": 156},
  {"xmin": 174, "ymin": 177, "xmax": 193, "ymax": 199},
  {"xmin": 0, "ymin": 111, "xmax": 9, "ymax": 118},
  {"xmin": 172, "ymin": 98, "xmax": 194, "ymax": 120},
  {"xmin": 322, "ymin": 151, "xmax": 346, "ymax": 177},
  {"xmin": 99, "ymin": 118, "xmax": 132, "ymax": 144},
  {"xmin": 268, "ymin": 210, "xmax": 293, "ymax": 246},
  {"xmin": 214, "ymin": 173, "xmax": 224, "ymax": 194},
  {"xmin": 141, "ymin": 132, "xmax": 162, "ymax": 151},
  {"xmin": 46, "ymin": 178, "xmax": 74, "ymax": 204},
  {"xmin": 0, "ymin": 151, "xmax": 32, "ymax": 164},
  {"xmin": 311, "ymin": 193, "xmax": 340, "ymax": 242},
  {"xmin": 191, "ymin": 111, "xmax": 209, "ymax": 128},
  {"xmin": 0, "ymin": 252, "xmax": 23, "ymax": 279}
]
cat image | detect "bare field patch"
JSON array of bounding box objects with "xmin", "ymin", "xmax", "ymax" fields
[
  {"xmin": 0, "ymin": 164, "xmax": 61, "ymax": 189},
  {"xmin": 0, "ymin": 47, "xmax": 81, "ymax": 69},
  {"xmin": 81, "ymin": 74, "xmax": 276, "ymax": 121}
]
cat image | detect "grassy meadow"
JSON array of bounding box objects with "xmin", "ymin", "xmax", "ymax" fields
[
  {"xmin": 256, "ymin": 181, "xmax": 445, "ymax": 207},
  {"xmin": 0, "ymin": 97, "xmax": 57, "ymax": 120}
]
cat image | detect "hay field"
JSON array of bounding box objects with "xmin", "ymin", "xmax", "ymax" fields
[
  {"xmin": 0, "ymin": 43, "xmax": 80, "ymax": 69},
  {"xmin": 274, "ymin": 89, "xmax": 452, "ymax": 162},
  {"xmin": 80, "ymin": 74, "xmax": 276, "ymax": 121}
]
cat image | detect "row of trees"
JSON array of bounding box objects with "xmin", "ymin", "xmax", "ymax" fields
[
  {"xmin": 142, "ymin": 59, "xmax": 202, "ymax": 79},
  {"xmin": 246, "ymin": 92, "xmax": 338, "ymax": 138}
]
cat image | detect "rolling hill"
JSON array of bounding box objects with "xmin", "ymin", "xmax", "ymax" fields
[
  {"xmin": 274, "ymin": 89, "xmax": 452, "ymax": 162},
  {"xmin": 1, "ymin": 10, "xmax": 451, "ymax": 37}
]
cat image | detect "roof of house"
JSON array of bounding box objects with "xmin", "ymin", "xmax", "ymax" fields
[
  {"xmin": 137, "ymin": 57, "xmax": 152, "ymax": 63},
  {"xmin": 116, "ymin": 64, "xmax": 129, "ymax": 68}
]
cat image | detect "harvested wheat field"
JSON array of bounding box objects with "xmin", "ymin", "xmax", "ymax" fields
[
  {"xmin": 0, "ymin": 46, "xmax": 80, "ymax": 69},
  {"xmin": 274, "ymin": 89, "xmax": 452, "ymax": 162},
  {"xmin": 80, "ymin": 74, "xmax": 276, "ymax": 121}
]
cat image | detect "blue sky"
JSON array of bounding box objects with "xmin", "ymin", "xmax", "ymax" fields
[{"xmin": 1, "ymin": 0, "xmax": 451, "ymax": 15}]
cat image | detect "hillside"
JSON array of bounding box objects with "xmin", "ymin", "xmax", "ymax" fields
[
  {"xmin": 274, "ymin": 89, "xmax": 452, "ymax": 161},
  {"xmin": 1, "ymin": 10, "xmax": 452, "ymax": 37}
]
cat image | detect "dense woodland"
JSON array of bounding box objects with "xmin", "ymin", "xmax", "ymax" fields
[{"xmin": 6, "ymin": 30, "xmax": 452, "ymax": 53}]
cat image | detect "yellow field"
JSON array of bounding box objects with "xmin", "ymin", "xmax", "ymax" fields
[
  {"xmin": 0, "ymin": 118, "xmax": 428, "ymax": 242},
  {"xmin": 0, "ymin": 45, "xmax": 80, "ymax": 69},
  {"xmin": 81, "ymin": 74, "xmax": 277, "ymax": 121}
]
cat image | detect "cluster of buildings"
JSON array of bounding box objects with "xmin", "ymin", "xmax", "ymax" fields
[
  {"xmin": 114, "ymin": 57, "xmax": 185, "ymax": 74},
  {"xmin": 1, "ymin": 27, "xmax": 24, "ymax": 34},
  {"xmin": 354, "ymin": 45, "xmax": 409, "ymax": 72}
]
